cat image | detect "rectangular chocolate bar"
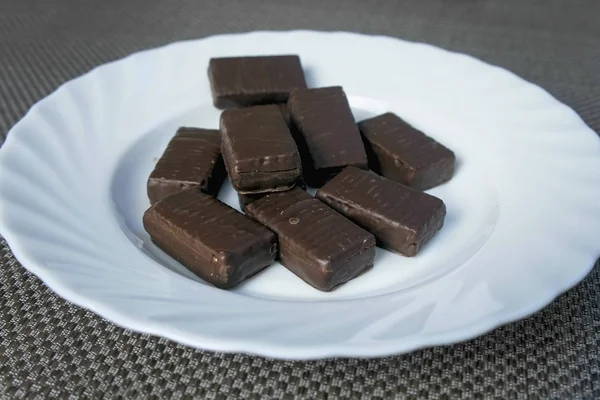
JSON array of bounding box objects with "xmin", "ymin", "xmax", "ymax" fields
[
  {"xmin": 221, "ymin": 104, "xmax": 302, "ymax": 194},
  {"xmin": 358, "ymin": 112, "xmax": 455, "ymax": 190},
  {"xmin": 245, "ymin": 188, "xmax": 376, "ymax": 291},
  {"xmin": 209, "ymin": 55, "xmax": 307, "ymax": 109},
  {"xmin": 287, "ymin": 86, "xmax": 368, "ymax": 187},
  {"xmin": 316, "ymin": 167, "xmax": 446, "ymax": 256},
  {"xmin": 147, "ymin": 127, "xmax": 226, "ymax": 204},
  {"xmin": 143, "ymin": 189, "xmax": 277, "ymax": 289}
]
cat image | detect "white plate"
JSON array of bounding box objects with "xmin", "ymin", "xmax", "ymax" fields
[{"xmin": 1, "ymin": 31, "xmax": 599, "ymax": 360}]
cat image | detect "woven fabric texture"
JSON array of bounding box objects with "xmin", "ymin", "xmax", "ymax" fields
[{"xmin": 1, "ymin": 1, "xmax": 599, "ymax": 399}]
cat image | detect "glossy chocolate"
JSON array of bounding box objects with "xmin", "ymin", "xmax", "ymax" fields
[
  {"xmin": 147, "ymin": 127, "xmax": 226, "ymax": 204},
  {"xmin": 208, "ymin": 55, "xmax": 307, "ymax": 109},
  {"xmin": 316, "ymin": 167, "xmax": 446, "ymax": 256},
  {"xmin": 245, "ymin": 188, "xmax": 376, "ymax": 291},
  {"xmin": 358, "ymin": 112, "xmax": 455, "ymax": 190},
  {"xmin": 220, "ymin": 104, "xmax": 302, "ymax": 194},
  {"xmin": 237, "ymin": 178, "xmax": 306, "ymax": 212},
  {"xmin": 287, "ymin": 86, "xmax": 368, "ymax": 187},
  {"xmin": 143, "ymin": 189, "xmax": 277, "ymax": 289}
]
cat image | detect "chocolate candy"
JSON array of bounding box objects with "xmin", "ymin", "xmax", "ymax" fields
[
  {"xmin": 245, "ymin": 188, "xmax": 376, "ymax": 291},
  {"xmin": 221, "ymin": 104, "xmax": 302, "ymax": 194},
  {"xmin": 287, "ymin": 86, "xmax": 368, "ymax": 187},
  {"xmin": 209, "ymin": 55, "xmax": 307, "ymax": 109},
  {"xmin": 147, "ymin": 127, "xmax": 226, "ymax": 204},
  {"xmin": 358, "ymin": 112, "xmax": 455, "ymax": 190},
  {"xmin": 143, "ymin": 189, "xmax": 277, "ymax": 289},
  {"xmin": 316, "ymin": 167, "xmax": 446, "ymax": 256}
]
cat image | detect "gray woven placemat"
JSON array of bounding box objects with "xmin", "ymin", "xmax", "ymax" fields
[{"xmin": 1, "ymin": 1, "xmax": 599, "ymax": 398}]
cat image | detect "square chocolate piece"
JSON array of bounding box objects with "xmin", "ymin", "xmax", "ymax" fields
[
  {"xmin": 209, "ymin": 55, "xmax": 307, "ymax": 109},
  {"xmin": 287, "ymin": 86, "xmax": 368, "ymax": 187},
  {"xmin": 147, "ymin": 127, "xmax": 226, "ymax": 204},
  {"xmin": 143, "ymin": 189, "xmax": 277, "ymax": 289},
  {"xmin": 245, "ymin": 188, "xmax": 376, "ymax": 291},
  {"xmin": 316, "ymin": 167, "xmax": 446, "ymax": 256},
  {"xmin": 221, "ymin": 104, "xmax": 302, "ymax": 194},
  {"xmin": 358, "ymin": 112, "xmax": 455, "ymax": 190}
]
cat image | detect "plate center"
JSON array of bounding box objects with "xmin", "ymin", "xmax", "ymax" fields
[{"xmin": 110, "ymin": 97, "xmax": 500, "ymax": 301}]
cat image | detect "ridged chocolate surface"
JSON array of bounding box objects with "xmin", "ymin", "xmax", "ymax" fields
[
  {"xmin": 208, "ymin": 55, "xmax": 307, "ymax": 109},
  {"xmin": 221, "ymin": 105, "xmax": 302, "ymax": 193},
  {"xmin": 316, "ymin": 167, "xmax": 446, "ymax": 256},
  {"xmin": 287, "ymin": 86, "xmax": 368, "ymax": 186},
  {"xmin": 358, "ymin": 112, "xmax": 455, "ymax": 190},
  {"xmin": 147, "ymin": 127, "xmax": 226, "ymax": 204},
  {"xmin": 245, "ymin": 188, "xmax": 376, "ymax": 291},
  {"xmin": 143, "ymin": 189, "xmax": 277, "ymax": 289}
]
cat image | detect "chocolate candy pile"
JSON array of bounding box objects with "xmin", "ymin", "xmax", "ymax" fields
[{"xmin": 143, "ymin": 55, "xmax": 455, "ymax": 291}]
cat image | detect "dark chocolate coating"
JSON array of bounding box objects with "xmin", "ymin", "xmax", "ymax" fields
[
  {"xmin": 277, "ymin": 103, "xmax": 291, "ymax": 126},
  {"xmin": 208, "ymin": 55, "xmax": 307, "ymax": 109},
  {"xmin": 316, "ymin": 167, "xmax": 446, "ymax": 256},
  {"xmin": 220, "ymin": 104, "xmax": 302, "ymax": 194},
  {"xmin": 147, "ymin": 127, "xmax": 226, "ymax": 204},
  {"xmin": 143, "ymin": 189, "xmax": 277, "ymax": 289},
  {"xmin": 238, "ymin": 192, "xmax": 266, "ymax": 213},
  {"xmin": 287, "ymin": 86, "xmax": 368, "ymax": 187},
  {"xmin": 237, "ymin": 178, "xmax": 306, "ymax": 212},
  {"xmin": 245, "ymin": 188, "xmax": 376, "ymax": 291},
  {"xmin": 358, "ymin": 112, "xmax": 455, "ymax": 190}
]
